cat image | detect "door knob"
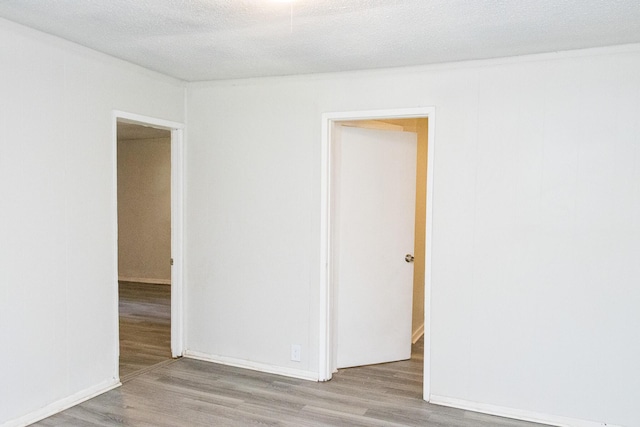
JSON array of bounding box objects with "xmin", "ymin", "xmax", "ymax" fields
[{"xmin": 405, "ymin": 254, "xmax": 414, "ymax": 263}]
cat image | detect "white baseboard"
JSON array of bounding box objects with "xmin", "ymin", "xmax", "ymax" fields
[
  {"xmin": 3, "ymin": 379, "xmax": 120, "ymax": 427},
  {"xmin": 184, "ymin": 350, "xmax": 318, "ymax": 382},
  {"xmin": 118, "ymin": 276, "xmax": 171, "ymax": 285},
  {"xmin": 429, "ymin": 395, "xmax": 619, "ymax": 427},
  {"xmin": 412, "ymin": 324, "xmax": 424, "ymax": 344}
]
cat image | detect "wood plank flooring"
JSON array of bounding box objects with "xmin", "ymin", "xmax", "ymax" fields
[
  {"xmin": 118, "ymin": 281, "xmax": 172, "ymax": 380},
  {"xmin": 34, "ymin": 285, "xmax": 549, "ymax": 426}
]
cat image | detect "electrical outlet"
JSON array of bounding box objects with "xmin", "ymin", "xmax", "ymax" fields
[{"xmin": 291, "ymin": 344, "xmax": 301, "ymax": 362}]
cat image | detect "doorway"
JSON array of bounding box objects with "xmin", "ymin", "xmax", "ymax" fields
[
  {"xmin": 117, "ymin": 122, "xmax": 171, "ymax": 379},
  {"xmin": 319, "ymin": 107, "xmax": 435, "ymax": 400},
  {"xmin": 333, "ymin": 119, "xmax": 420, "ymax": 369},
  {"xmin": 113, "ymin": 111, "xmax": 185, "ymax": 381}
]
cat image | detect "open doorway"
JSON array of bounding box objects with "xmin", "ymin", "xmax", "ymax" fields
[
  {"xmin": 117, "ymin": 122, "xmax": 172, "ymax": 379},
  {"xmin": 332, "ymin": 118, "xmax": 425, "ymax": 370},
  {"xmin": 114, "ymin": 112, "xmax": 185, "ymax": 381},
  {"xmin": 319, "ymin": 107, "xmax": 435, "ymax": 400}
]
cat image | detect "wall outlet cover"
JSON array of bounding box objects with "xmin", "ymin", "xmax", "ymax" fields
[{"xmin": 291, "ymin": 344, "xmax": 301, "ymax": 362}]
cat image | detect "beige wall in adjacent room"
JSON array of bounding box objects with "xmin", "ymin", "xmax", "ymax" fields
[
  {"xmin": 412, "ymin": 118, "xmax": 428, "ymax": 341},
  {"xmin": 117, "ymin": 133, "xmax": 171, "ymax": 284}
]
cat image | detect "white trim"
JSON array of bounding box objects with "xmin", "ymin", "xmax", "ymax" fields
[
  {"xmin": 2, "ymin": 379, "xmax": 120, "ymax": 427},
  {"xmin": 318, "ymin": 109, "xmax": 331, "ymax": 381},
  {"xmin": 184, "ymin": 351, "xmax": 318, "ymax": 382},
  {"xmin": 319, "ymin": 107, "xmax": 436, "ymax": 400},
  {"xmin": 429, "ymin": 395, "xmax": 619, "ymax": 427},
  {"xmin": 170, "ymin": 127, "xmax": 185, "ymax": 358},
  {"xmin": 118, "ymin": 276, "xmax": 171, "ymax": 285},
  {"xmin": 423, "ymin": 107, "xmax": 436, "ymax": 400},
  {"xmin": 411, "ymin": 324, "xmax": 424, "ymax": 344},
  {"xmin": 111, "ymin": 113, "xmax": 121, "ymax": 383},
  {"xmin": 113, "ymin": 112, "xmax": 184, "ymax": 131},
  {"xmin": 113, "ymin": 111, "xmax": 186, "ymax": 363}
]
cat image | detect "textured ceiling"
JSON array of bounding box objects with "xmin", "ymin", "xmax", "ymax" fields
[{"xmin": 1, "ymin": 0, "xmax": 640, "ymax": 82}]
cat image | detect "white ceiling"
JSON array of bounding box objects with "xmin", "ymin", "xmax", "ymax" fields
[{"xmin": 1, "ymin": 0, "xmax": 639, "ymax": 82}]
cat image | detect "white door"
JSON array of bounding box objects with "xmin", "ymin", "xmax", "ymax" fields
[{"xmin": 334, "ymin": 124, "xmax": 417, "ymax": 369}]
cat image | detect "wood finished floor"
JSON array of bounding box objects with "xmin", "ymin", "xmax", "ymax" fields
[
  {"xmin": 118, "ymin": 281, "xmax": 172, "ymax": 380},
  {"xmin": 34, "ymin": 285, "xmax": 549, "ymax": 427}
]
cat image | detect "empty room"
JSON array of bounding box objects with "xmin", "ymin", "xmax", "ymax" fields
[{"xmin": 1, "ymin": 1, "xmax": 639, "ymax": 426}]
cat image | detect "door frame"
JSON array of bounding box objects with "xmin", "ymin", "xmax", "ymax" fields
[
  {"xmin": 112, "ymin": 111, "xmax": 185, "ymax": 365},
  {"xmin": 319, "ymin": 107, "xmax": 435, "ymax": 401}
]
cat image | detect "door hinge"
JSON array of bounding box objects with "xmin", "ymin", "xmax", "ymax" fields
[{"xmin": 170, "ymin": 258, "xmax": 174, "ymax": 266}]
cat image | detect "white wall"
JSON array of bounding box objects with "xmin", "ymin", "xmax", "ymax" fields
[
  {"xmin": 186, "ymin": 45, "xmax": 640, "ymax": 426},
  {"xmin": 0, "ymin": 18, "xmax": 184, "ymax": 425},
  {"xmin": 2, "ymin": 13, "xmax": 638, "ymax": 426},
  {"xmin": 118, "ymin": 136, "xmax": 172, "ymax": 284}
]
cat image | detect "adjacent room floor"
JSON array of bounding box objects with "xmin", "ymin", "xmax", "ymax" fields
[
  {"xmin": 34, "ymin": 284, "xmax": 548, "ymax": 426},
  {"xmin": 118, "ymin": 281, "xmax": 172, "ymax": 380}
]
